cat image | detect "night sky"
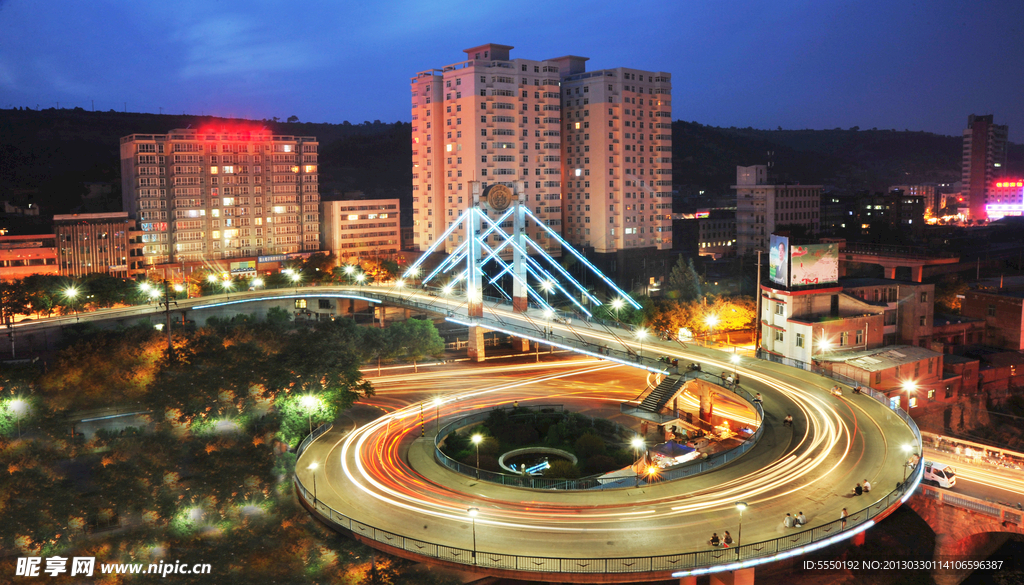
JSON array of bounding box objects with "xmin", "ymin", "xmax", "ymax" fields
[{"xmin": 2, "ymin": 0, "xmax": 1022, "ymax": 141}]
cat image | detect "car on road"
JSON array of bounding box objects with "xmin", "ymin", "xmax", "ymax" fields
[{"xmin": 922, "ymin": 460, "xmax": 956, "ymax": 488}]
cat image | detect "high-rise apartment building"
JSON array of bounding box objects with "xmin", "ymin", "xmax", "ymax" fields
[
  {"xmin": 733, "ymin": 165, "xmax": 821, "ymax": 255},
  {"xmin": 554, "ymin": 56, "xmax": 673, "ymax": 254},
  {"xmin": 410, "ymin": 44, "xmax": 563, "ymax": 255},
  {"xmin": 961, "ymin": 114, "xmax": 1009, "ymax": 221},
  {"xmin": 889, "ymin": 184, "xmax": 938, "ymax": 216},
  {"xmin": 410, "ymin": 44, "xmax": 672, "ymax": 262},
  {"xmin": 321, "ymin": 198, "xmax": 400, "ymax": 261},
  {"xmin": 120, "ymin": 128, "xmax": 320, "ymax": 267}
]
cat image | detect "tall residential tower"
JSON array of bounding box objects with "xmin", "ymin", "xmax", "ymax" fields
[{"xmin": 961, "ymin": 114, "xmax": 1009, "ymax": 221}]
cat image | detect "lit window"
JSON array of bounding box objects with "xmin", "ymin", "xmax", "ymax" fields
[
  {"xmin": 212, "ymin": 231, "xmax": 221, "ymax": 239},
  {"xmin": 282, "ymin": 145, "xmax": 293, "ymax": 153},
  {"xmin": 223, "ymin": 165, "xmax": 234, "ymax": 174},
  {"xmin": 210, "ymin": 166, "xmax": 218, "ymax": 174},
  {"xmin": 211, "ymin": 209, "xmax": 220, "ymax": 217},
  {"xmin": 223, "ymin": 198, "xmax": 234, "ymax": 206},
  {"xmin": 304, "ymin": 165, "xmax": 316, "ymax": 173},
  {"xmin": 273, "ymin": 206, "xmax": 285, "ymax": 214},
  {"xmin": 346, "ymin": 214, "xmax": 358, "ymax": 220}
]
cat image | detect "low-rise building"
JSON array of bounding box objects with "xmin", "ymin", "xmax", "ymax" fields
[
  {"xmin": 321, "ymin": 198, "xmax": 400, "ymax": 263},
  {"xmin": 54, "ymin": 212, "xmax": 138, "ymax": 278},
  {"xmin": 930, "ymin": 313, "xmax": 986, "ymax": 354},
  {"xmin": 817, "ymin": 345, "xmax": 946, "ymax": 411},
  {"xmin": 0, "ymin": 234, "xmax": 58, "ymax": 280},
  {"xmin": 961, "ymin": 289, "xmax": 1024, "ymax": 351},
  {"xmin": 840, "ymin": 278, "xmax": 934, "ymax": 347}
]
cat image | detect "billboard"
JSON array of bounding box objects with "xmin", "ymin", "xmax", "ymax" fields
[
  {"xmin": 769, "ymin": 234, "xmax": 790, "ymax": 286},
  {"xmin": 790, "ymin": 243, "xmax": 839, "ymax": 287}
]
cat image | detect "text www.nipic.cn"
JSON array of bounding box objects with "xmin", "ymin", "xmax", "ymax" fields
[{"xmin": 16, "ymin": 557, "xmax": 212, "ymax": 578}]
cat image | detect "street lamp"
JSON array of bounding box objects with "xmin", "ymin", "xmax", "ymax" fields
[
  {"xmin": 467, "ymin": 507, "xmax": 479, "ymax": 563},
  {"xmin": 540, "ymin": 280, "xmax": 553, "ymax": 308},
  {"xmin": 735, "ymin": 501, "xmax": 748, "ymax": 548},
  {"xmin": 355, "ymin": 273, "xmax": 366, "ymax": 286},
  {"xmin": 611, "ymin": 298, "xmax": 624, "ymax": 322},
  {"xmin": 221, "ymin": 279, "xmax": 233, "ymax": 299},
  {"xmin": 9, "ymin": 398, "xmax": 27, "ymax": 438},
  {"xmin": 635, "ymin": 328, "xmax": 648, "ymax": 362},
  {"xmin": 901, "ymin": 380, "xmax": 917, "ymax": 411},
  {"xmin": 471, "ymin": 434, "xmax": 483, "ymax": 478},
  {"xmin": 631, "ymin": 436, "xmax": 645, "ymax": 487},
  {"xmin": 731, "ymin": 353, "xmax": 741, "ymax": 381},
  {"xmin": 300, "ymin": 395, "xmax": 319, "ymax": 434},
  {"xmin": 705, "ymin": 314, "xmax": 719, "ymax": 347},
  {"xmin": 64, "ymin": 287, "xmax": 80, "ymax": 322},
  {"xmin": 307, "ymin": 461, "xmax": 319, "ymax": 503},
  {"xmin": 290, "ymin": 271, "xmax": 302, "ymax": 292},
  {"xmin": 251, "ymin": 278, "xmax": 264, "ymax": 290}
]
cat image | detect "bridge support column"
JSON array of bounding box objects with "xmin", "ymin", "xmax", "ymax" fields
[
  {"xmin": 467, "ymin": 326, "xmax": 486, "ymax": 362},
  {"xmin": 852, "ymin": 531, "xmax": 866, "ymax": 546},
  {"xmin": 678, "ymin": 576, "xmax": 697, "ymax": 585},
  {"xmin": 911, "ymin": 265, "xmax": 923, "ymax": 282},
  {"xmin": 710, "ymin": 568, "xmax": 754, "ymax": 585},
  {"xmin": 883, "ymin": 266, "xmax": 897, "ymax": 279},
  {"xmin": 699, "ymin": 386, "xmax": 714, "ymax": 422},
  {"xmin": 511, "ymin": 200, "xmax": 529, "ymax": 313},
  {"xmin": 512, "ymin": 336, "xmax": 530, "ymax": 352}
]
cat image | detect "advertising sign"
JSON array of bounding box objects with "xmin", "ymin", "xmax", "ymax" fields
[
  {"xmin": 790, "ymin": 243, "xmax": 839, "ymax": 286},
  {"xmin": 769, "ymin": 234, "xmax": 790, "ymax": 286}
]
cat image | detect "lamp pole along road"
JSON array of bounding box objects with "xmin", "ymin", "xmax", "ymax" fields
[{"xmin": 467, "ymin": 507, "xmax": 479, "ymax": 563}]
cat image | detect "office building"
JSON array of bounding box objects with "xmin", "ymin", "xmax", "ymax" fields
[
  {"xmin": 961, "ymin": 114, "xmax": 1009, "ymax": 221},
  {"xmin": 0, "ymin": 234, "xmax": 58, "ymax": 281},
  {"xmin": 733, "ymin": 165, "xmax": 821, "ymax": 255},
  {"xmin": 321, "ymin": 198, "xmax": 400, "ymax": 262},
  {"xmin": 54, "ymin": 212, "xmax": 138, "ymax": 278},
  {"xmin": 120, "ymin": 128, "xmax": 321, "ymax": 267},
  {"xmin": 410, "ymin": 44, "xmax": 672, "ymax": 261}
]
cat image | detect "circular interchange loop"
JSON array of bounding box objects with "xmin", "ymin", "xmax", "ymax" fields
[{"xmin": 297, "ymin": 357, "xmax": 922, "ymax": 581}]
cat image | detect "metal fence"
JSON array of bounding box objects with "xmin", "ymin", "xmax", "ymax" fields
[{"xmin": 294, "ymin": 442, "xmax": 923, "ymax": 576}]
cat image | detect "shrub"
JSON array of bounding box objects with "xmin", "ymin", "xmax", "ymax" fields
[
  {"xmin": 543, "ymin": 460, "xmax": 580, "ymax": 479},
  {"xmin": 583, "ymin": 455, "xmax": 616, "ymax": 475},
  {"xmin": 574, "ymin": 432, "xmax": 606, "ymax": 459}
]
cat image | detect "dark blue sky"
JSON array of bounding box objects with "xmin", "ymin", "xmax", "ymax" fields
[{"xmin": 2, "ymin": 0, "xmax": 1022, "ymax": 141}]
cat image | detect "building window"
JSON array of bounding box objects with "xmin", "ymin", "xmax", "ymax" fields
[
  {"xmin": 856, "ymin": 330, "xmax": 863, "ymax": 345},
  {"xmin": 919, "ymin": 316, "xmax": 926, "ymax": 326},
  {"xmin": 774, "ymin": 303, "xmax": 784, "ymax": 315},
  {"xmin": 774, "ymin": 330, "xmax": 784, "ymax": 342},
  {"xmin": 927, "ymin": 389, "xmax": 935, "ymax": 400},
  {"xmin": 875, "ymin": 372, "xmax": 881, "ymax": 384},
  {"xmin": 988, "ymin": 304, "xmax": 996, "ymax": 316},
  {"xmin": 796, "ymin": 333, "xmax": 804, "ymax": 348},
  {"xmin": 908, "ymin": 396, "xmax": 917, "ymax": 409},
  {"xmin": 294, "ymin": 299, "xmax": 307, "ymax": 309},
  {"xmin": 920, "ymin": 292, "xmax": 928, "ymax": 303},
  {"xmin": 840, "ymin": 332, "xmax": 849, "ymax": 346}
]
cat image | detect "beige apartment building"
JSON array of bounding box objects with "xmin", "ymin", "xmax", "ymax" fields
[
  {"xmin": 411, "ymin": 44, "xmax": 563, "ymax": 255},
  {"xmin": 734, "ymin": 165, "xmax": 821, "ymax": 255},
  {"xmin": 555, "ymin": 57, "xmax": 673, "ymax": 253},
  {"xmin": 410, "ymin": 44, "xmax": 672, "ymax": 263},
  {"xmin": 120, "ymin": 128, "xmax": 320, "ymax": 267},
  {"xmin": 54, "ymin": 212, "xmax": 138, "ymax": 278},
  {"xmin": 321, "ymin": 198, "xmax": 400, "ymax": 262}
]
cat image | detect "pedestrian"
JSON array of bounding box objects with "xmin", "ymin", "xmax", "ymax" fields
[
  {"xmin": 840, "ymin": 508, "xmax": 848, "ymax": 529},
  {"xmin": 797, "ymin": 511, "xmax": 806, "ymax": 526},
  {"xmin": 854, "ymin": 483, "xmax": 863, "ymax": 496},
  {"xmin": 723, "ymin": 531, "xmax": 733, "ymax": 547},
  {"xmin": 709, "ymin": 532, "xmax": 721, "ymax": 547},
  {"xmin": 753, "ymin": 392, "xmax": 763, "ymax": 403},
  {"xmin": 783, "ymin": 414, "xmax": 793, "ymax": 427},
  {"xmin": 863, "ymin": 479, "xmax": 871, "ymax": 493},
  {"xmin": 784, "ymin": 513, "xmax": 794, "ymax": 528}
]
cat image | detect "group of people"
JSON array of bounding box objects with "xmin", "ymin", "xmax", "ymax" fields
[
  {"xmin": 852, "ymin": 480, "xmax": 872, "ymax": 496},
  {"xmin": 783, "ymin": 512, "xmax": 807, "ymax": 528},
  {"xmin": 830, "ymin": 385, "xmax": 843, "ymax": 397},
  {"xmin": 708, "ymin": 531, "xmax": 734, "ymax": 547}
]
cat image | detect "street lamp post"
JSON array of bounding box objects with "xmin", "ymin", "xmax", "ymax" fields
[
  {"xmin": 221, "ymin": 279, "xmax": 232, "ymax": 299},
  {"xmin": 735, "ymin": 501, "xmax": 748, "ymax": 548},
  {"xmin": 902, "ymin": 444, "xmax": 914, "ymax": 483},
  {"xmin": 471, "ymin": 434, "xmax": 483, "ymax": 479},
  {"xmin": 64, "ymin": 287, "xmax": 80, "ymax": 322},
  {"xmin": 308, "ymin": 462, "xmax": 319, "ymax": 504},
  {"xmin": 541, "ymin": 280, "xmax": 553, "ymax": 309},
  {"xmin": 467, "ymin": 507, "xmax": 479, "ymax": 563},
  {"xmin": 611, "ymin": 298, "xmax": 624, "ymax": 323},
  {"xmin": 631, "ymin": 436, "xmax": 644, "ymax": 488},
  {"xmin": 10, "ymin": 399, "xmax": 26, "ymax": 439},
  {"xmin": 730, "ymin": 353, "xmax": 740, "ymax": 384},
  {"xmin": 291, "ymin": 272, "xmax": 302, "ymax": 293},
  {"xmin": 902, "ymin": 380, "xmax": 917, "ymax": 411},
  {"xmin": 635, "ymin": 328, "xmax": 648, "ymax": 362},
  {"xmin": 433, "ymin": 397, "xmax": 442, "ymax": 435},
  {"xmin": 705, "ymin": 314, "xmax": 719, "ymax": 347},
  {"xmin": 300, "ymin": 395, "xmax": 319, "ymax": 434}
]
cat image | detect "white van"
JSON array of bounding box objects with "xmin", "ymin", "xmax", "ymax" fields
[{"xmin": 923, "ymin": 461, "xmax": 956, "ymax": 488}]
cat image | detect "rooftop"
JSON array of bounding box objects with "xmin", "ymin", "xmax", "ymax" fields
[
  {"xmin": 968, "ymin": 289, "xmax": 1024, "ymax": 299},
  {"xmin": 933, "ymin": 313, "xmax": 983, "ymax": 328},
  {"xmin": 839, "ymin": 277, "xmax": 915, "ymax": 288},
  {"xmin": 817, "ymin": 344, "xmax": 942, "ymax": 372},
  {"xmin": 942, "ymin": 354, "xmax": 977, "ymax": 365}
]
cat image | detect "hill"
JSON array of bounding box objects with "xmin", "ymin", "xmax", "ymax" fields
[{"xmin": 1, "ymin": 107, "xmax": 1021, "ymax": 220}]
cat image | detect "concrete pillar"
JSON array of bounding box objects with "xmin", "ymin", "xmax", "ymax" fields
[
  {"xmin": 467, "ymin": 326, "xmax": 486, "ymax": 362},
  {"xmin": 911, "ymin": 265, "xmax": 923, "ymax": 282},
  {"xmin": 403, "ymin": 308, "xmax": 411, "ymax": 319},
  {"xmin": 467, "ymin": 208, "xmax": 484, "ymax": 318},
  {"xmin": 512, "ymin": 336, "xmax": 530, "ymax": 352},
  {"xmin": 710, "ymin": 568, "xmax": 755, "ymax": 585},
  {"xmin": 852, "ymin": 531, "xmax": 866, "ymax": 546},
  {"xmin": 883, "ymin": 265, "xmax": 897, "ymax": 279},
  {"xmin": 698, "ymin": 383, "xmax": 714, "ymax": 423},
  {"xmin": 511, "ymin": 201, "xmax": 529, "ymax": 313},
  {"xmin": 678, "ymin": 576, "xmax": 697, "ymax": 585}
]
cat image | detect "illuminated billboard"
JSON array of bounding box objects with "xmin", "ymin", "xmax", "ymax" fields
[
  {"xmin": 769, "ymin": 234, "xmax": 789, "ymax": 286},
  {"xmin": 790, "ymin": 243, "xmax": 839, "ymax": 287}
]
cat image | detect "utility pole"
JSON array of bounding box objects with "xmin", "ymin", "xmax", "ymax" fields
[
  {"xmin": 754, "ymin": 250, "xmax": 762, "ymax": 353},
  {"xmin": 161, "ymin": 280, "xmax": 177, "ymax": 357}
]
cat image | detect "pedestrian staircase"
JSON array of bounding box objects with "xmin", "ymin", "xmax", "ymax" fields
[{"xmin": 637, "ymin": 375, "xmax": 685, "ymax": 413}]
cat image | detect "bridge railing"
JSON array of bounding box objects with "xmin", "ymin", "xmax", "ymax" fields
[
  {"xmin": 294, "ymin": 438, "xmax": 925, "ymax": 576},
  {"xmin": 918, "ymin": 485, "xmax": 1023, "ymax": 525}
]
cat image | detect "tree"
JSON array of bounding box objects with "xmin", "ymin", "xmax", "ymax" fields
[
  {"xmin": 387, "ymin": 319, "xmax": 445, "ymax": 372},
  {"xmin": 666, "ymin": 256, "xmax": 702, "ymax": 301},
  {"xmin": 286, "ymin": 115, "xmax": 299, "ymax": 123},
  {"xmin": 935, "ymin": 275, "xmax": 969, "ymax": 314}
]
